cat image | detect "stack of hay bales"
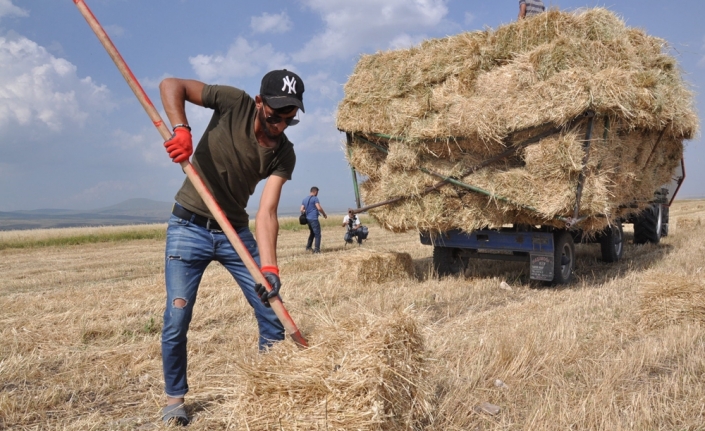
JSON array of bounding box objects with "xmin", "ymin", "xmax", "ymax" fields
[
  {"xmin": 230, "ymin": 311, "xmax": 432, "ymax": 430},
  {"xmin": 337, "ymin": 8, "xmax": 698, "ymax": 234}
]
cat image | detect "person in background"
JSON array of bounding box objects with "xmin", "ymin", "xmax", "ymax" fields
[
  {"xmin": 342, "ymin": 210, "xmax": 365, "ymax": 245},
  {"xmin": 518, "ymin": 0, "xmax": 545, "ymax": 19},
  {"xmin": 158, "ymin": 69, "xmax": 305, "ymax": 426},
  {"xmin": 301, "ymin": 186, "xmax": 327, "ymax": 253}
]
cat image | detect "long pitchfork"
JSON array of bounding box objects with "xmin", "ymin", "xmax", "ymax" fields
[{"xmin": 73, "ymin": 0, "xmax": 308, "ymax": 348}]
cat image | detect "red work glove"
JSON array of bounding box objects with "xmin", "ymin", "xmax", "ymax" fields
[{"xmin": 164, "ymin": 127, "xmax": 192, "ymax": 163}]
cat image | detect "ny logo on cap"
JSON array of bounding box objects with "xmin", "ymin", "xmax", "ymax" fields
[{"xmin": 282, "ymin": 76, "xmax": 297, "ymax": 94}]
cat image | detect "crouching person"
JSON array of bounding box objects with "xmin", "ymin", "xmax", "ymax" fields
[{"xmin": 342, "ymin": 210, "xmax": 368, "ymax": 245}]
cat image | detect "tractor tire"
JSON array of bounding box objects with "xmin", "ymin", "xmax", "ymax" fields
[
  {"xmin": 634, "ymin": 204, "xmax": 662, "ymax": 245},
  {"xmin": 433, "ymin": 246, "xmax": 464, "ymax": 278},
  {"xmin": 599, "ymin": 220, "xmax": 624, "ymax": 263},
  {"xmin": 552, "ymin": 230, "xmax": 575, "ymax": 285}
]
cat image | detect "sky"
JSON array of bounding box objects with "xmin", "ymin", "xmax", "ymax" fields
[{"xmin": 0, "ymin": 0, "xmax": 703, "ymax": 215}]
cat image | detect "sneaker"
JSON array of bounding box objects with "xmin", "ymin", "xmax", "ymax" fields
[
  {"xmin": 305, "ymin": 246, "xmax": 312, "ymax": 252},
  {"xmin": 312, "ymin": 249, "xmax": 321, "ymax": 254},
  {"xmin": 162, "ymin": 404, "xmax": 189, "ymax": 426}
]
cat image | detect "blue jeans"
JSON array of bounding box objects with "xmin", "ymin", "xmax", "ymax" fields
[
  {"xmin": 345, "ymin": 228, "xmax": 363, "ymax": 244},
  {"xmin": 161, "ymin": 214, "xmax": 284, "ymax": 398},
  {"xmin": 306, "ymin": 218, "xmax": 321, "ymax": 250}
]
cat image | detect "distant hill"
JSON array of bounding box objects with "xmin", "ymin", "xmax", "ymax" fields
[
  {"xmin": 0, "ymin": 198, "xmax": 173, "ymax": 231},
  {"xmin": 93, "ymin": 198, "xmax": 173, "ymax": 218},
  {"xmin": 0, "ymin": 198, "xmax": 351, "ymax": 231}
]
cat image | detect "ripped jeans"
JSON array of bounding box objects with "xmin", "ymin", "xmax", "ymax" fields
[{"xmin": 162, "ymin": 214, "xmax": 284, "ymax": 398}]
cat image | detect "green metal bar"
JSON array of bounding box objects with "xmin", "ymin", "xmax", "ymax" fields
[
  {"xmin": 418, "ymin": 166, "xmax": 571, "ymax": 223},
  {"xmin": 353, "ymin": 133, "xmax": 571, "ymax": 224},
  {"xmin": 572, "ymin": 113, "xmax": 595, "ymax": 220},
  {"xmin": 345, "ymin": 133, "xmax": 361, "ymax": 209}
]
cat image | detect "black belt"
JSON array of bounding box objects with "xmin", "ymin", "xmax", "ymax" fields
[{"xmin": 172, "ymin": 204, "xmax": 222, "ymax": 231}]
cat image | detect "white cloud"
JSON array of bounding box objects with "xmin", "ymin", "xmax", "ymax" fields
[
  {"xmin": 389, "ymin": 33, "xmax": 429, "ymax": 50},
  {"xmin": 140, "ymin": 73, "xmax": 172, "ymax": 90},
  {"xmin": 110, "ymin": 128, "xmax": 168, "ymax": 166},
  {"xmin": 464, "ymin": 12, "xmax": 475, "ymax": 25},
  {"xmin": 0, "ymin": 35, "xmax": 113, "ymax": 132},
  {"xmin": 285, "ymin": 108, "xmax": 344, "ymax": 153},
  {"xmin": 303, "ymin": 72, "xmax": 343, "ymax": 102},
  {"xmin": 251, "ymin": 12, "xmax": 292, "ymax": 34},
  {"xmin": 189, "ymin": 37, "xmax": 291, "ymax": 82},
  {"xmin": 104, "ymin": 24, "xmax": 126, "ymax": 38},
  {"xmin": 0, "ymin": 0, "xmax": 28, "ymax": 19},
  {"xmin": 295, "ymin": 0, "xmax": 448, "ymax": 62}
]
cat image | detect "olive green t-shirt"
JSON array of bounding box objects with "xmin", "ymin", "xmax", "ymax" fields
[{"xmin": 174, "ymin": 85, "xmax": 296, "ymax": 227}]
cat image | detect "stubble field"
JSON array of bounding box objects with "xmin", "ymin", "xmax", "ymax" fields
[{"xmin": 1, "ymin": 200, "xmax": 704, "ymax": 430}]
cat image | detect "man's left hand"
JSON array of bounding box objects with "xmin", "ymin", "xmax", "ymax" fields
[{"xmin": 255, "ymin": 267, "xmax": 281, "ymax": 308}]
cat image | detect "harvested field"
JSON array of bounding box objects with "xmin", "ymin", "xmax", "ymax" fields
[
  {"xmin": 337, "ymin": 8, "xmax": 698, "ymax": 235},
  {"xmin": 1, "ymin": 199, "xmax": 705, "ymax": 429}
]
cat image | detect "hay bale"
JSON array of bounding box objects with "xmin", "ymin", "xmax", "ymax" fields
[
  {"xmin": 638, "ymin": 274, "xmax": 705, "ymax": 328},
  {"xmin": 337, "ymin": 8, "xmax": 698, "ymax": 234},
  {"xmin": 229, "ymin": 311, "xmax": 432, "ymax": 430},
  {"xmin": 336, "ymin": 250, "xmax": 415, "ymax": 284}
]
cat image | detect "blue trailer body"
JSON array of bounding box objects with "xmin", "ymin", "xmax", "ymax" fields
[
  {"xmin": 419, "ymin": 229, "xmax": 555, "ymax": 254},
  {"xmin": 420, "ymin": 228, "xmax": 575, "ymax": 282}
]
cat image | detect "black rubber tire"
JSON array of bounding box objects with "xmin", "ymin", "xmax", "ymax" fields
[
  {"xmin": 552, "ymin": 231, "xmax": 575, "ymax": 284},
  {"xmin": 599, "ymin": 220, "xmax": 624, "ymax": 263},
  {"xmin": 634, "ymin": 204, "xmax": 662, "ymax": 245},
  {"xmin": 433, "ymin": 246, "xmax": 463, "ymax": 277}
]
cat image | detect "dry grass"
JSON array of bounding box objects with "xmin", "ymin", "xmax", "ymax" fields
[
  {"xmin": 335, "ymin": 250, "xmax": 415, "ymax": 285},
  {"xmin": 1, "ymin": 200, "xmax": 705, "ymax": 429}
]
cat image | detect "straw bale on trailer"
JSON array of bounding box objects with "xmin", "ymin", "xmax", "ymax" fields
[
  {"xmin": 337, "ymin": 8, "xmax": 698, "ymax": 234},
  {"xmin": 335, "ymin": 250, "xmax": 415, "ymax": 285},
  {"xmin": 229, "ymin": 311, "xmax": 432, "ymax": 430}
]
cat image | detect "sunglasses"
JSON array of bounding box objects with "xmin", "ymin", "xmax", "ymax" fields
[{"xmin": 263, "ymin": 107, "xmax": 300, "ymax": 126}]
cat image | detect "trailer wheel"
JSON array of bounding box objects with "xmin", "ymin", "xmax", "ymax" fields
[
  {"xmin": 599, "ymin": 220, "xmax": 624, "ymax": 263},
  {"xmin": 552, "ymin": 231, "xmax": 575, "ymax": 284},
  {"xmin": 433, "ymin": 246, "xmax": 464, "ymax": 277},
  {"xmin": 634, "ymin": 204, "xmax": 662, "ymax": 244}
]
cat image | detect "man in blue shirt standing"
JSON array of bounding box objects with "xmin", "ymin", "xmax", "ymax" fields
[
  {"xmin": 518, "ymin": 0, "xmax": 545, "ymax": 19},
  {"xmin": 300, "ymin": 186, "xmax": 327, "ymax": 253}
]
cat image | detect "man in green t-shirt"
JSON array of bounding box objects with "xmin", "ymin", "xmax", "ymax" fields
[{"xmin": 158, "ymin": 69, "xmax": 304, "ymax": 425}]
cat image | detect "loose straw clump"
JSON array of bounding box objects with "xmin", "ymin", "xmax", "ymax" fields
[
  {"xmin": 337, "ymin": 8, "xmax": 698, "ymax": 234},
  {"xmin": 336, "ymin": 250, "xmax": 415, "ymax": 285},
  {"xmin": 228, "ymin": 311, "xmax": 433, "ymax": 430},
  {"xmin": 638, "ymin": 274, "xmax": 705, "ymax": 329}
]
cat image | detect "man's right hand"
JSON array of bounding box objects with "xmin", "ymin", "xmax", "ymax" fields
[
  {"xmin": 255, "ymin": 268, "xmax": 281, "ymax": 308},
  {"xmin": 164, "ymin": 128, "xmax": 193, "ymax": 163}
]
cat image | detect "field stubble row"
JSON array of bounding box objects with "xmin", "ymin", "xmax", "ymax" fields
[{"xmin": 1, "ymin": 202, "xmax": 704, "ymax": 429}]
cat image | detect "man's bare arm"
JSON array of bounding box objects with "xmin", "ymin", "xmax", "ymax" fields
[
  {"xmin": 315, "ymin": 203, "xmax": 327, "ymax": 219},
  {"xmin": 256, "ymin": 175, "xmax": 287, "ymax": 268},
  {"xmin": 518, "ymin": 3, "xmax": 527, "ymax": 19},
  {"xmin": 159, "ymin": 78, "xmax": 206, "ymax": 128}
]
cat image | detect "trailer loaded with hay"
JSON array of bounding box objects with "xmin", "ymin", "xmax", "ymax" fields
[{"xmin": 337, "ymin": 8, "xmax": 697, "ymax": 283}]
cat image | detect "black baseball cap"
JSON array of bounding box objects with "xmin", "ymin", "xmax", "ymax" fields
[{"xmin": 260, "ymin": 69, "xmax": 305, "ymax": 113}]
